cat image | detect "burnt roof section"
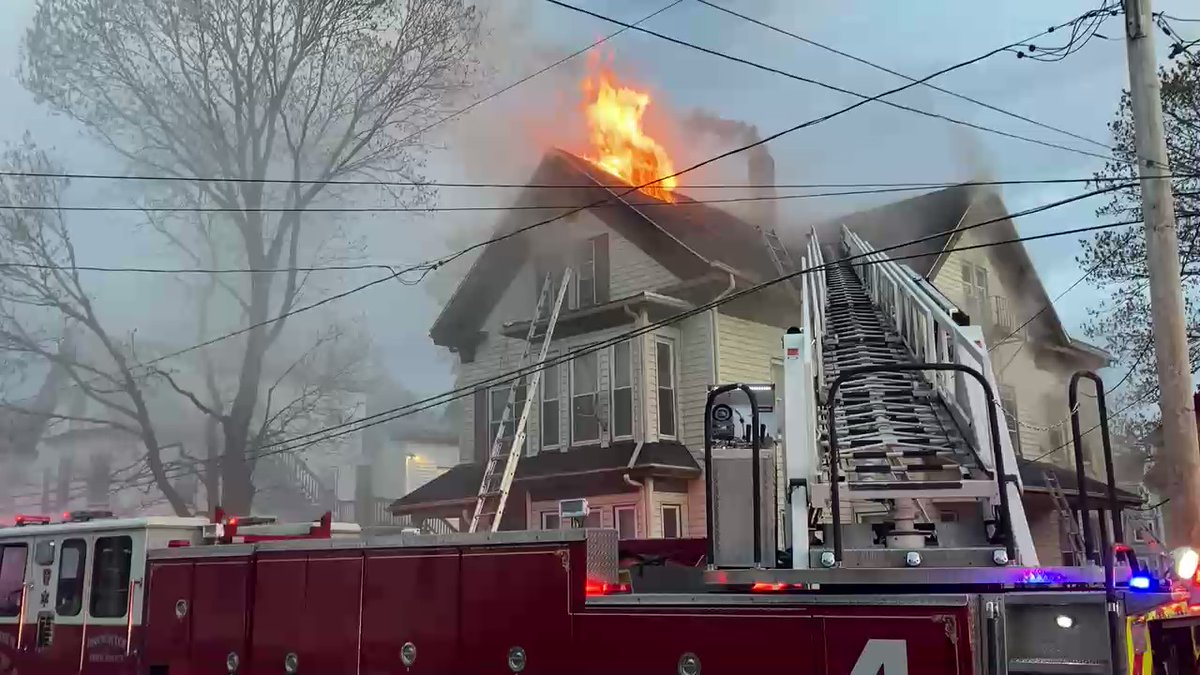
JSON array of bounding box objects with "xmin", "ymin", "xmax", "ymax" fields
[
  {"xmin": 430, "ymin": 149, "xmax": 777, "ymax": 348},
  {"xmin": 389, "ymin": 440, "xmax": 699, "ymax": 513}
]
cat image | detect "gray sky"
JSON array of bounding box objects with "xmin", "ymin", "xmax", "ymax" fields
[{"xmin": 0, "ymin": 0, "xmax": 1195, "ymax": 398}]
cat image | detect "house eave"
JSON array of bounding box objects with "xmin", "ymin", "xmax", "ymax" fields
[{"xmin": 499, "ymin": 292, "xmax": 692, "ymax": 340}]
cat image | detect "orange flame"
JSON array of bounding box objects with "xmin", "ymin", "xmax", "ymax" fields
[{"xmin": 581, "ymin": 68, "xmax": 677, "ymax": 202}]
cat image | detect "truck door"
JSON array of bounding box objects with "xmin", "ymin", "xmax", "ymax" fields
[
  {"xmin": 27, "ymin": 535, "xmax": 91, "ymax": 673},
  {"xmin": 81, "ymin": 531, "xmax": 145, "ymax": 674},
  {"xmin": 0, "ymin": 539, "xmax": 30, "ymax": 674}
]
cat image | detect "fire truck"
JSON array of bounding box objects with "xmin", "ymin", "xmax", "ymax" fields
[{"xmin": 0, "ymin": 228, "xmax": 1194, "ymax": 674}]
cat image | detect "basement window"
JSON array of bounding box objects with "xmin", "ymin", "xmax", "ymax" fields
[{"xmin": 661, "ymin": 504, "xmax": 682, "ymax": 539}]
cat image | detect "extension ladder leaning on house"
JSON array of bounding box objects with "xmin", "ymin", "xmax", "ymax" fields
[{"xmin": 468, "ymin": 268, "xmax": 572, "ymax": 533}]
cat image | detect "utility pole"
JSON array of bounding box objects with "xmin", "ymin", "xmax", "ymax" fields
[{"xmin": 1123, "ymin": 0, "xmax": 1200, "ymax": 549}]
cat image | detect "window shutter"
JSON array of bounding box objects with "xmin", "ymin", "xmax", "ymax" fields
[
  {"xmin": 593, "ymin": 233, "xmax": 610, "ymax": 303},
  {"xmin": 474, "ymin": 388, "xmax": 488, "ymax": 463}
]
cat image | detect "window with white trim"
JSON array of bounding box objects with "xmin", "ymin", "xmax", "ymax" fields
[
  {"xmin": 615, "ymin": 505, "xmax": 637, "ymax": 539},
  {"xmin": 611, "ymin": 341, "xmax": 633, "ymax": 439},
  {"xmin": 489, "ymin": 384, "xmax": 527, "ymax": 447},
  {"xmin": 541, "ymin": 512, "xmax": 560, "ymax": 530},
  {"xmin": 572, "ymin": 352, "xmax": 600, "ymax": 444},
  {"xmin": 661, "ymin": 504, "xmax": 682, "ymax": 539},
  {"xmin": 656, "ymin": 340, "xmax": 677, "ymax": 438},
  {"xmin": 998, "ymin": 385, "xmax": 1021, "ymax": 457},
  {"xmin": 574, "ymin": 239, "xmax": 597, "ymax": 308},
  {"xmin": 541, "ymin": 363, "xmax": 560, "ymax": 451}
]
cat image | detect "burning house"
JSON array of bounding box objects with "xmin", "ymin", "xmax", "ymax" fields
[{"xmin": 391, "ymin": 67, "xmax": 1144, "ymax": 555}]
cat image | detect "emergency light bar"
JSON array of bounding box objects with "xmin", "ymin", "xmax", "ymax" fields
[{"xmin": 14, "ymin": 514, "xmax": 51, "ymax": 526}]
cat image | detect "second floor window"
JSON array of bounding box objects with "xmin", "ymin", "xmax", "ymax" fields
[
  {"xmin": 541, "ymin": 363, "xmax": 560, "ymax": 451},
  {"xmin": 572, "ymin": 352, "xmax": 601, "ymax": 444},
  {"xmin": 489, "ymin": 383, "xmax": 527, "ymax": 447},
  {"xmin": 656, "ymin": 340, "xmax": 677, "ymax": 438},
  {"xmin": 961, "ymin": 262, "xmax": 989, "ymax": 318},
  {"xmin": 998, "ymin": 385, "xmax": 1021, "ymax": 457},
  {"xmin": 611, "ymin": 341, "xmax": 633, "ymax": 439}
]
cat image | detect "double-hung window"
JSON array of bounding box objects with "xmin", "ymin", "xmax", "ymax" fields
[
  {"xmin": 541, "ymin": 363, "xmax": 561, "ymax": 451},
  {"xmin": 572, "ymin": 352, "xmax": 601, "ymax": 444},
  {"xmin": 656, "ymin": 340, "xmax": 677, "ymax": 438},
  {"xmin": 611, "ymin": 341, "xmax": 633, "ymax": 439},
  {"xmin": 489, "ymin": 384, "xmax": 527, "ymax": 447}
]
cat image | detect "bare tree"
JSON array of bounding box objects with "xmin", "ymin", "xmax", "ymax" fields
[
  {"xmin": 22, "ymin": 0, "xmax": 482, "ymax": 513},
  {"xmin": 0, "ymin": 141, "xmax": 198, "ymax": 513}
]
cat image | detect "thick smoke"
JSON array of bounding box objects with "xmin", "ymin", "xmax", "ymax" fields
[{"xmin": 682, "ymin": 110, "xmax": 778, "ymax": 232}]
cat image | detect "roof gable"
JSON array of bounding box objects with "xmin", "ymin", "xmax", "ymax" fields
[{"xmin": 430, "ymin": 150, "xmax": 779, "ymax": 349}]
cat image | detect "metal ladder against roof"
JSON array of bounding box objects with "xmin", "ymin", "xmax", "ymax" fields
[
  {"xmin": 468, "ymin": 267, "xmax": 573, "ymax": 533},
  {"xmin": 1043, "ymin": 469, "xmax": 1087, "ymax": 564},
  {"xmin": 760, "ymin": 226, "xmax": 805, "ymax": 300}
]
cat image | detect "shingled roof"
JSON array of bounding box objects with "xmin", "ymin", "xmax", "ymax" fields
[{"xmin": 430, "ymin": 149, "xmax": 781, "ymax": 350}]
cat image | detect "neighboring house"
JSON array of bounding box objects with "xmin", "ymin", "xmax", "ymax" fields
[
  {"xmin": 340, "ymin": 418, "xmax": 458, "ymax": 526},
  {"xmin": 822, "ymin": 186, "xmax": 1143, "ymax": 565},
  {"xmin": 390, "ymin": 150, "xmax": 1143, "ymax": 552}
]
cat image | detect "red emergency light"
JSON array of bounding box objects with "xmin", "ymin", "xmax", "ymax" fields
[
  {"xmin": 14, "ymin": 514, "xmax": 51, "ymax": 526},
  {"xmin": 584, "ymin": 580, "xmax": 631, "ymax": 597}
]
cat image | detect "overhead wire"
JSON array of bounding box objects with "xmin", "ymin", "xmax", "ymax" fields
[
  {"xmin": 4, "ymin": 207, "xmax": 1151, "ymax": 501},
  {"xmin": 543, "ymin": 0, "xmax": 1122, "ymax": 164},
  {"xmin": 0, "ymin": 6, "xmax": 1125, "ymax": 409},
  {"xmin": 694, "ymin": 0, "xmax": 1116, "ymax": 153},
  {"xmin": 240, "ymin": 186, "xmax": 1144, "ymax": 460}
]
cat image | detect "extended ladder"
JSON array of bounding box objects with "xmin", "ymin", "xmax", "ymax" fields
[
  {"xmin": 468, "ymin": 268, "xmax": 572, "ymax": 533},
  {"xmin": 1044, "ymin": 469, "xmax": 1087, "ymax": 564}
]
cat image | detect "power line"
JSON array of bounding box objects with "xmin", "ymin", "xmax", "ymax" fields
[
  {"xmin": 12, "ymin": 180, "xmax": 1194, "ymax": 216},
  {"xmin": 0, "ymin": 20, "xmax": 1132, "ymax": 465},
  {"xmin": 4, "ymin": 210, "xmax": 1148, "ymax": 502},
  {"xmin": 7, "ymin": 170, "xmax": 1200, "ymax": 192},
  {"xmin": 247, "ymin": 188, "xmax": 1143, "ymax": 459},
  {"xmin": 695, "ymin": 0, "xmax": 1116, "ymax": 153},
  {"xmin": 544, "ymin": 0, "xmax": 1121, "ymax": 163}
]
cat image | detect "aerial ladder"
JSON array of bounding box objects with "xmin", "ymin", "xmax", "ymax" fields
[
  {"xmin": 769, "ymin": 225, "xmax": 1036, "ymax": 570},
  {"xmin": 468, "ymin": 268, "xmax": 572, "ymax": 533}
]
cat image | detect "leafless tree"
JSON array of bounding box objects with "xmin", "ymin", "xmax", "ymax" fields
[{"xmin": 21, "ymin": 0, "xmax": 482, "ymax": 513}]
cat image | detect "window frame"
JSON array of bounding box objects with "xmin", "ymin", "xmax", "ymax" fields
[
  {"xmin": 998, "ymin": 384, "xmax": 1021, "ymax": 457},
  {"xmin": 540, "ymin": 362, "xmax": 561, "ymax": 452},
  {"xmin": 0, "ymin": 543, "xmax": 28, "ymax": 618},
  {"xmin": 610, "ymin": 341, "xmax": 634, "ymax": 440},
  {"xmin": 614, "ymin": 505, "xmax": 638, "ymax": 540},
  {"xmin": 89, "ymin": 535, "xmax": 133, "ymax": 619},
  {"xmin": 574, "ymin": 238, "xmax": 597, "ymax": 309},
  {"xmin": 571, "ymin": 351, "xmax": 601, "ymax": 445},
  {"xmin": 540, "ymin": 512, "xmax": 561, "ymax": 530},
  {"xmin": 655, "ymin": 339, "xmax": 678, "ymax": 439},
  {"xmin": 56, "ymin": 538, "xmax": 87, "ymax": 617},
  {"xmin": 661, "ymin": 504, "xmax": 682, "ymax": 539},
  {"xmin": 488, "ymin": 384, "xmax": 527, "ymax": 449}
]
